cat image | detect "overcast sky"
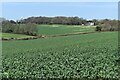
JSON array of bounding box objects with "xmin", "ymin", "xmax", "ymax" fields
[{"xmin": 1, "ymin": 2, "xmax": 118, "ymax": 20}]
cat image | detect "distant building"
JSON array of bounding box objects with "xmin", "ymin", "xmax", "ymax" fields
[
  {"xmin": 89, "ymin": 22, "xmax": 94, "ymax": 26},
  {"xmin": 82, "ymin": 24, "xmax": 84, "ymax": 26},
  {"xmin": 86, "ymin": 20, "xmax": 94, "ymax": 26}
]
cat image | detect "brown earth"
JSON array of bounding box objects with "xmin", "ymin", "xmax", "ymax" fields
[{"xmin": 1, "ymin": 31, "xmax": 107, "ymax": 41}]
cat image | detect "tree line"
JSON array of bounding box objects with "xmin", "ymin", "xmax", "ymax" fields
[
  {"xmin": 2, "ymin": 20, "xmax": 38, "ymax": 36},
  {"xmin": 20, "ymin": 16, "xmax": 89, "ymax": 25},
  {"xmin": 0, "ymin": 17, "xmax": 118, "ymax": 36}
]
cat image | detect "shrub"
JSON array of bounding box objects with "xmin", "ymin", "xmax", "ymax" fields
[
  {"xmin": 96, "ymin": 26, "xmax": 101, "ymax": 31},
  {"xmin": 96, "ymin": 20, "xmax": 118, "ymax": 31},
  {"xmin": 2, "ymin": 21, "xmax": 38, "ymax": 36}
]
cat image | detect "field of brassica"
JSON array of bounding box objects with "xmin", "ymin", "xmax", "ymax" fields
[{"xmin": 2, "ymin": 31, "xmax": 119, "ymax": 79}]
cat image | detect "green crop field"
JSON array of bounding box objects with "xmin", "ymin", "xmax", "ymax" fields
[
  {"xmin": 1, "ymin": 33, "xmax": 34, "ymax": 39},
  {"xmin": 37, "ymin": 25, "xmax": 96, "ymax": 36},
  {"xmin": 2, "ymin": 31, "xmax": 119, "ymax": 79}
]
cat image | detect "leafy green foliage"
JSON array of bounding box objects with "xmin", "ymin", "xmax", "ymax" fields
[{"xmin": 2, "ymin": 32, "xmax": 119, "ymax": 79}]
